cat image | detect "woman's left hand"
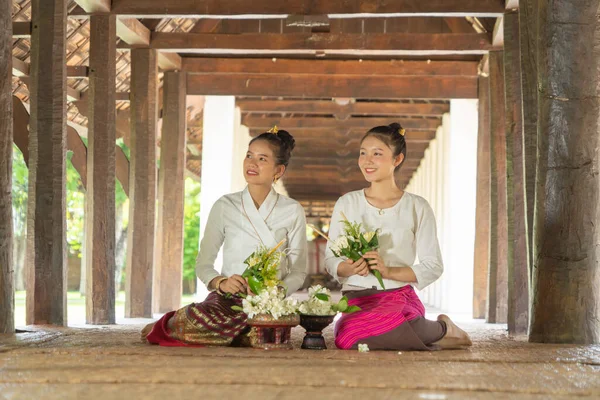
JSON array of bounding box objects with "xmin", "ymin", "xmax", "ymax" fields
[{"xmin": 363, "ymin": 251, "xmax": 390, "ymax": 279}]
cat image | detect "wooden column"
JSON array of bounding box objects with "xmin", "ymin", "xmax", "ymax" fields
[
  {"xmin": 473, "ymin": 75, "xmax": 491, "ymax": 319},
  {"xmin": 153, "ymin": 71, "xmax": 187, "ymax": 313},
  {"xmin": 530, "ymin": 0, "xmax": 600, "ymax": 344},
  {"xmin": 520, "ymin": 0, "xmax": 538, "ymax": 284},
  {"xmin": 26, "ymin": 0, "xmax": 67, "ymax": 326},
  {"xmin": 487, "ymin": 50, "xmax": 508, "ymax": 324},
  {"xmin": 86, "ymin": 15, "xmax": 116, "ymax": 325},
  {"xmin": 125, "ymin": 48, "xmax": 157, "ymax": 318},
  {"xmin": 0, "ymin": 0, "xmax": 14, "ymax": 333},
  {"xmin": 504, "ymin": 11, "xmax": 529, "ymax": 335}
]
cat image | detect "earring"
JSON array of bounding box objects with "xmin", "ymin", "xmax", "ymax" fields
[{"xmin": 273, "ymin": 176, "xmax": 279, "ymax": 183}]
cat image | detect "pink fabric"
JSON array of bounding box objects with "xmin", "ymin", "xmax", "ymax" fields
[{"xmin": 334, "ymin": 286, "xmax": 426, "ymax": 349}]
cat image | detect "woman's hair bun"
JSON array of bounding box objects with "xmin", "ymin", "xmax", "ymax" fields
[
  {"xmin": 276, "ymin": 129, "xmax": 296, "ymax": 152},
  {"xmin": 389, "ymin": 122, "xmax": 403, "ymax": 135}
]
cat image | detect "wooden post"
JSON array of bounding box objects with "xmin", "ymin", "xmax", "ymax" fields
[
  {"xmin": 519, "ymin": 0, "xmax": 538, "ymax": 285},
  {"xmin": 0, "ymin": 0, "xmax": 14, "ymax": 333},
  {"xmin": 530, "ymin": 0, "xmax": 600, "ymax": 344},
  {"xmin": 487, "ymin": 50, "xmax": 508, "ymax": 324},
  {"xmin": 504, "ymin": 10, "xmax": 529, "ymax": 335},
  {"xmin": 125, "ymin": 48, "xmax": 157, "ymax": 318},
  {"xmin": 472, "ymin": 75, "xmax": 491, "ymax": 319},
  {"xmin": 153, "ymin": 71, "xmax": 187, "ymax": 313},
  {"xmin": 86, "ymin": 15, "xmax": 117, "ymax": 325},
  {"xmin": 26, "ymin": 0, "xmax": 68, "ymax": 326}
]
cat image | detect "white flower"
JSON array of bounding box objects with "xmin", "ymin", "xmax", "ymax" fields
[
  {"xmin": 247, "ymin": 256, "xmax": 260, "ymax": 267},
  {"xmin": 242, "ymin": 285, "xmax": 298, "ymax": 318},
  {"xmin": 358, "ymin": 343, "xmax": 370, "ymax": 353},
  {"xmin": 299, "ymin": 285, "xmax": 336, "ymax": 316},
  {"xmin": 363, "ymin": 231, "xmax": 377, "ymax": 243},
  {"xmin": 330, "ymin": 235, "xmax": 349, "ymax": 254}
]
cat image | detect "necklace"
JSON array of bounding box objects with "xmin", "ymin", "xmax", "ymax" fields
[
  {"xmin": 241, "ymin": 192, "xmax": 279, "ymax": 245},
  {"xmin": 378, "ymin": 208, "xmax": 385, "ymax": 215}
]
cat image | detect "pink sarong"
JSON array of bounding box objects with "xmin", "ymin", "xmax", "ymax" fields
[{"xmin": 334, "ymin": 285, "xmax": 426, "ymax": 349}]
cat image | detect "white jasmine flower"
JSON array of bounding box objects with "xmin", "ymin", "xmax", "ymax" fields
[
  {"xmin": 247, "ymin": 256, "xmax": 260, "ymax": 267},
  {"xmin": 330, "ymin": 235, "xmax": 349, "ymax": 254},
  {"xmin": 358, "ymin": 343, "xmax": 370, "ymax": 353}
]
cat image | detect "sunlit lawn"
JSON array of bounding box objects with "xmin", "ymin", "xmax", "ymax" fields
[{"xmin": 14, "ymin": 291, "xmax": 197, "ymax": 327}]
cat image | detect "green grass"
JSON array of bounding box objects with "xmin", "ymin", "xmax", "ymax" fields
[{"xmin": 14, "ymin": 291, "xmax": 197, "ymax": 327}]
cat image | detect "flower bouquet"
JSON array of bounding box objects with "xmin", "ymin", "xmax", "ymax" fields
[
  {"xmin": 231, "ymin": 239, "xmax": 300, "ymax": 349},
  {"xmin": 298, "ymin": 285, "xmax": 360, "ymax": 350},
  {"xmin": 314, "ymin": 213, "xmax": 386, "ymax": 289}
]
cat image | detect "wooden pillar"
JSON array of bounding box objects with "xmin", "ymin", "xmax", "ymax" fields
[
  {"xmin": 520, "ymin": 0, "xmax": 538, "ymax": 285},
  {"xmin": 153, "ymin": 71, "xmax": 187, "ymax": 313},
  {"xmin": 487, "ymin": 50, "xmax": 508, "ymax": 324},
  {"xmin": 530, "ymin": 0, "xmax": 600, "ymax": 344},
  {"xmin": 473, "ymin": 75, "xmax": 491, "ymax": 319},
  {"xmin": 0, "ymin": 0, "xmax": 14, "ymax": 333},
  {"xmin": 85, "ymin": 15, "xmax": 116, "ymax": 325},
  {"xmin": 26, "ymin": 0, "xmax": 68, "ymax": 326},
  {"xmin": 125, "ymin": 48, "xmax": 157, "ymax": 318},
  {"xmin": 504, "ymin": 11, "xmax": 529, "ymax": 335}
]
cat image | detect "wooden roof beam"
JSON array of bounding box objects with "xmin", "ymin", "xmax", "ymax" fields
[
  {"xmin": 12, "ymin": 22, "xmax": 31, "ymax": 38},
  {"xmin": 110, "ymin": 0, "xmax": 505, "ymax": 17},
  {"xmin": 237, "ymin": 100, "xmax": 450, "ymax": 116},
  {"xmin": 187, "ymin": 74, "xmax": 478, "ymax": 99},
  {"xmin": 140, "ymin": 32, "xmax": 492, "ymax": 55},
  {"xmin": 242, "ymin": 116, "xmax": 441, "ymax": 130},
  {"xmin": 182, "ymin": 58, "xmax": 479, "ymax": 77},
  {"xmin": 74, "ymin": 0, "xmax": 110, "ymax": 13}
]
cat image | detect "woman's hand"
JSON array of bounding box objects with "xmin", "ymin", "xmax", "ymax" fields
[
  {"xmin": 337, "ymin": 257, "xmax": 370, "ymax": 278},
  {"xmin": 363, "ymin": 251, "xmax": 391, "ymax": 279},
  {"xmin": 219, "ymin": 274, "xmax": 248, "ymax": 294}
]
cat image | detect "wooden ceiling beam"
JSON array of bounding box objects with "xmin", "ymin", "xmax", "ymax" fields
[
  {"xmin": 12, "ymin": 22, "xmax": 31, "ymax": 38},
  {"xmin": 142, "ymin": 32, "xmax": 492, "ymax": 55},
  {"xmin": 74, "ymin": 0, "xmax": 110, "ymax": 13},
  {"xmin": 239, "ymin": 100, "xmax": 449, "ymax": 117},
  {"xmin": 110, "ymin": 0, "xmax": 505, "ymax": 17},
  {"xmin": 248, "ymin": 128, "xmax": 437, "ymax": 142},
  {"xmin": 187, "ymin": 74, "xmax": 478, "ymax": 99},
  {"xmin": 242, "ymin": 116, "xmax": 441, "ymax": 130},
  {"xmin": 116, "ymin": 17, "xmax": 150, "ymax": 46},
  {"xmin": 182, "ymin": 58, "xmax": 479, "ymax": 77}
]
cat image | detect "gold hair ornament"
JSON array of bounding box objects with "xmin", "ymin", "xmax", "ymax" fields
[
  {"xmin": 399, "ymin": 128, "xmax": 406, "ymax": 137},
  {"xmin": 267, "ymin": 125, "xmax": 279, "ymax": 135}
]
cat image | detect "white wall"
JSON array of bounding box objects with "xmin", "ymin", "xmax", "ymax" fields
[{"xmin": 407, "ymin": 100, "xmax": 478, "ymax": 315}]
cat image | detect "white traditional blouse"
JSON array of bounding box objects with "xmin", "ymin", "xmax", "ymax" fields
[
  {"xmin": 325, "ymin": 190, "xmax": 443, "ymax": 291},
  {"xmin": 196, "ymin": 186, "xmax": 308, "ymax": 295}
]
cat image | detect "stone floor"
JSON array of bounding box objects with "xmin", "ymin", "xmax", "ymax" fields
[{"xmin": 1, "ymin": 319, "xmax": 599, "ymax": 400}]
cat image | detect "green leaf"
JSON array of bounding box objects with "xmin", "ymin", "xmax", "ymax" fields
[
  {"xmin": 248, "ymin": 276, "xmax": 264, "ymax": 295},
  {"xmin": 372, "ymin": 270, "xmax": 386, "ymax": 289},
  {"xmin": 231, "ymin": 305, "xmax": 244, "ymax": 312},
  {"xmin": 337, "ymin": 296, "xmax": 349, "ymax": 312},
  {"xmin": 345, "ymin": 306, "xmax": 361, "ymax": 314},
  {"xmin": 315, "ymin": 293, "xmax": 330, "ymax": 302}
]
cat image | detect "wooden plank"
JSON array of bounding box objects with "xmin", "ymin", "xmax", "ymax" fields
[
  {"xmin": 157, "ymin": 52, "xmax": 182, "ymax": 71},
  {"xmin": 473, "ymin": 76, "xmax": 491, "ymax": 320},
  {"xmin": 12, "ymin": 57, "xmax": 89, "ymax": 78},
  {"xmin": 125, "ymin": 48, "xmax": 158, "ymax": 318},
  {"xmin": 530, "ymin": 0, "xmax": 600, "ymax": 344},
  {"xmin": 74, "ymin": 0, "xmax": 110, "ymax": 13},
  {"xmin": 67, "ymin": 126, "xmax": 88, "ymax": 189},
  {"xmin": 110, "ymin": 0, "xmax": 505, "ymax": 17},
  {"xmin": 12, "ymin": 56, "xmax": 29, "ymax": 77},
  {"xmin": 154, "ymin": 71, "xmax": 187, "ymax": 313},
  {"xmin": 86, "ymin": 14, "xmax": 117, "ymax": 325},
  {"xmin": 187, "ymin": 74, "xmax": 478, "ymax": 99},
  {"xmin": 0, "ymin": 0, "xmax": 14, "ymax": 333},
  {"xmin": 487, "ymin": 50, "xmax": 508, "ymax": 324},
  {"xmin": 249, "ymin": 129, "xmax": 436, "ymax": 144},
  {"xmin": 26, "ymin": 0, "xmax": 68, "ymax": 326},
  {"xmin": 182, "ymin": 58, "xmax": 479, "ymax": 77},
  {"xmin": 12, "ymin": 21, "xmax": 31, "ymax": 38},
  {"xmin": 241, "ymin": 116, "xmax": 441, "ymax": 131},
  {"xmin": 146, "ymin": 32, "xmax": 493, "ymax": 54},
  {"xmin": 504, "ymin": 10, "xmax": 528, "ymax": 336},
  {"xmin": 519, "ymin": 0, "xmax": 537, "ymax": 283},
  {"xmin": 116, "ymin": 17, "xmax": 150, "ymax": 46},
  {"xmin": 239, "ymin": 100, "xmax": 449, "ymax": 117}
]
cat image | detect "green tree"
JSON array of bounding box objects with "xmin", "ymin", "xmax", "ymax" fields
[{"xmin": 182, "ymin": 178, "xmax": 201, "ymax": 293}]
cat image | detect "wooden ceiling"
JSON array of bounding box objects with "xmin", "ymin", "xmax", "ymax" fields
[{"xmin": 11, "ymin": 0, "xmax": 504, "ymax": 217}]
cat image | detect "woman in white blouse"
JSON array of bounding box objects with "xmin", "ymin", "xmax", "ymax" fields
[
  {"xmin": 142, "ymin": 128, "xmax": 307, "ymax": 346},
  {"xmin": 326, "ymin": 123, "xmax": 472, "ymax": 350}
]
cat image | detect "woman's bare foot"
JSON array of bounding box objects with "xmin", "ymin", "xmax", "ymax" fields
[
  {"xmin": 433, "ymin": 314, "xmax": 472, "ymax": 349},
  {"xmin": 141, "ymin": 322, "xmax": 156, "ymax": 342}
]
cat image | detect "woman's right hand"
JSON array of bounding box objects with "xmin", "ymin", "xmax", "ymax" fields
[
  {"xmin": 337, "ymin": 258, "xmax": 370, "ymax": 278},
  {"xmin": 219, "ymin": 274, "xmax": 248, "ymax": 294}
]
